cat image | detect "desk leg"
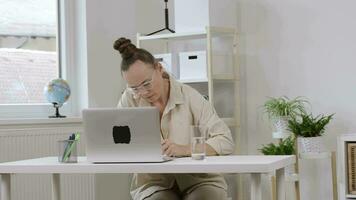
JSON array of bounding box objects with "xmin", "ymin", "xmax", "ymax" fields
[
  {"xmin": 250, "ymin": 173, "xmax": 261, "ymax": 200},
  {"xmin": 0, "ymin": 174, "xmax": 10, "ymax": 200},
  {"xmin": 276, "ymin": 168, "xmax": 285, "ymax": 200},
  {"xmin": 51, "ymin": 174, "xmax": 60, "ymax": 200}
]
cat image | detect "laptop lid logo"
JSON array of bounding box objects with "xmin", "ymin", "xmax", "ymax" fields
[{"xmin": 112, "ymin": 126, "xmax": 131, "ymax": 144}]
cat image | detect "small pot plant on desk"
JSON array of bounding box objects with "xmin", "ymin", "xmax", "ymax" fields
[{"xmin": 288, "ymin": 113, "xmax": 334, "ymax": 158}]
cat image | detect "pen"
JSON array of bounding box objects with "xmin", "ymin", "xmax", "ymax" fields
[
  {"xmin": 61, "ymin": 134, "xmax": 74, "ymax": 162},
  {"xmin": 66, "ymin": 134, "xmax": 75, "ymax": 158},
  {"xmin": 62, "ymin": 133, "xmax": 80, "ymax": 162}
]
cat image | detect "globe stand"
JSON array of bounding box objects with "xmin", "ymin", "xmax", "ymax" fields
[{"xmin": 49, "ymin": 103, "xmax": 66, "ymax": 118}]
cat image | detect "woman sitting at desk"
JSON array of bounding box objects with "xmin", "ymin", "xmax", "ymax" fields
[{"xmin": 114, "ymin": 37, "xmax": 235, "ymax": 200}]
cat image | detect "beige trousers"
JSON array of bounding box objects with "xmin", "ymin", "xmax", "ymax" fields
[{"xmin": 143, "ymin": 185, "xmax": 228, "ymax": 200}]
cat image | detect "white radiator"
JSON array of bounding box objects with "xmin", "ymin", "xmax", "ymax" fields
[{"xmin": 0, "ymin": 125, "xmax": 95, "ymax": 200}]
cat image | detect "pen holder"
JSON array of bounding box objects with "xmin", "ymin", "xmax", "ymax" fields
[{"xmin": 58, "ymin": 139, "xmax": 78, "ymax": 163}]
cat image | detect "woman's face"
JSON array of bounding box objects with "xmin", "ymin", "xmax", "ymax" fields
[{"xmin": 123, "ymin": 60, "xmax": 163, "ymax": 103}]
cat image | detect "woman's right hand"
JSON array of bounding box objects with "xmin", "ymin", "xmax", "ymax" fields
[{"xmin": 161, "ymin": 139, "xmax": 190, "ymax": 157}]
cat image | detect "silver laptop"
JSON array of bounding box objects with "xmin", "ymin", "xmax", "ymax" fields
[{"xmin": 83, "ymin": 107, "xmax": 171, "ymax": 163}]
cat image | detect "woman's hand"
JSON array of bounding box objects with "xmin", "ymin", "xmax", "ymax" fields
[{"xmin": 161, "ymin": 139, "xmax": 190, "ymax": 157}]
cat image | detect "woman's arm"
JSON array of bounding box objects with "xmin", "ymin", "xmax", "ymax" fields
[{"xmin": 189, "ymin": 88, "xmax": 235, "ymax": 155}]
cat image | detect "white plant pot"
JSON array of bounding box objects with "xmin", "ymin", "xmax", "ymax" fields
[
  {"xmin": 272, "ymin": 116, "xmax": 291, "ymax": 139},
  {"xmin": 297, "ymin": 136, "xmax": 326, "ymax": 153}
]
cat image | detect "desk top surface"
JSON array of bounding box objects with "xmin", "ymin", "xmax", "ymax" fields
[{"xmin": 0, "ymin": 155, "xmax": 295, "ymax": 174}]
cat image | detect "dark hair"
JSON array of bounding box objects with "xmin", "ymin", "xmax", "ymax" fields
[{"xmin": 113, "ymin": 37, "xmax": 155, "ymax": 72}]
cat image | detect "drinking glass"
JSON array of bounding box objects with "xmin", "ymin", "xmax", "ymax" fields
[{"xmin": 190, "ymin": 125, "xmax": 206, "ymax": 160}]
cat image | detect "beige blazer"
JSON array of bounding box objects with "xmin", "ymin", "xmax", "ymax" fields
[{"xmin": 118, "ymin": 76, "xmax": 235, "ymax": 200}]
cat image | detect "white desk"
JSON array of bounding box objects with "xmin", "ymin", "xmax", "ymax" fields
[{"xmin": 0, "ymin": 155, "xmax": 295, "ymax": 200}]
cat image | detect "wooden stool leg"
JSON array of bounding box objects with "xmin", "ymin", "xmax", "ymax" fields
[
  {"xmin": 294, "ymin": 181, "xmax": 300, "ymax": 200},
  {"xmin": 271, "ymin": 175, "xmax": 277, "ymax": 200}
]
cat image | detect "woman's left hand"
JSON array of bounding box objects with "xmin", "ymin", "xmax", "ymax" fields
[{"xmin": 161, "ymin": 139, "xmax": 190, "ymax": 157}]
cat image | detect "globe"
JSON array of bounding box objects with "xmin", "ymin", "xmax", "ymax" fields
[{"xmin": 44, "ymin": 78, "xmax": 71, "ymax": 118}]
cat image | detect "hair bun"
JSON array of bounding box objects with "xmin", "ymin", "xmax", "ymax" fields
[{"xmin": 113, "ymin": 37, "xmax": 137, "ymax": 59}]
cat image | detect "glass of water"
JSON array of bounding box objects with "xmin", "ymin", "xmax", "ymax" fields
[{"xmin": 190, "ymin": 125, "xmax": 206, "ymax": 160}]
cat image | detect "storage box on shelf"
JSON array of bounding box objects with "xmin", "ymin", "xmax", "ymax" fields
[
  {"xmin": 154, "ymin": 53, "xmax": 173, "ymax": 75},
  {"xmin": 179, "ymin": 51, "xmax": 207, "ymax": 82}
]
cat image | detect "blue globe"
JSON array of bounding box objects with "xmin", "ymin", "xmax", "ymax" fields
[{"xmin": 44, "ymin": 78, "xmax": 71, "ymax": 107}]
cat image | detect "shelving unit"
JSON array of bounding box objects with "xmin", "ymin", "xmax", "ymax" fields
[
  {"xmin": 338, "ymin": 134, "xmax": 356, "ymax": 200},
  {"xmin": 137, "ymin": 26, "xmax": 241, "ymax": 200},
  {"xmin": 137, "ymin": 26, "xmax": 240, "ymax": 151}
]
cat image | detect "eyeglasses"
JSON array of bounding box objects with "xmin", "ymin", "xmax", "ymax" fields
[{"xmin": 126, "ymin": 70, "xmax": 155, "ymax": 94}]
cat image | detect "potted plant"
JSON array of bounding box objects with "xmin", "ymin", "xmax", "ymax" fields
[
  {"xmin": 288, "ymin": 113, "xmax": 334, "ymax": 153},
  {"xmin": 259, "ymin": 136, "xmax": 295, "ymax": 155},
  {"xmin": 259, "ymin": 136, "xmax": 296, "ymax": 175},
  {"xmin": 263, "ymin": 96, "xmax": 307, "ymax": 138}
]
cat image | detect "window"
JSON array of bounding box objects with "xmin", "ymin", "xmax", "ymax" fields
[{"xmin": 0, "ymin": 0, "xmax": 75, "ymax": 118}]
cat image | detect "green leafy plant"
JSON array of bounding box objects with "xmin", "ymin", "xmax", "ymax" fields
[
  {"xmin": 263, "ymin": 96, "xmax": 308, "ymax": 119},
  {"xmin": 288, "ymin": 113, "xmax": 334, "ymax": 137},
  {"xmin": 259, "ymin": 136, "xmax": 295, "ymax": 155}
]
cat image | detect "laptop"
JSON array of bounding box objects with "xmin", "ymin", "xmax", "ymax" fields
[{"xmin": 83, "ymin": 107, "xmax": 172, "ymax": 163}]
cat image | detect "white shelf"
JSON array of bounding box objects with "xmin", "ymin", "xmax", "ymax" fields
[
  {"xmin": 180, "ymin": 74, "xmax": 236, "ymax": 83},
  {"xmin": 138, "ymin": 30, "xmax": 207, "ymax": 41},
  {"xmin": 137, "ymin": 27, "xmax": 236, "ymax": 41},
  {"xmin": 299, "ymin": 152, "xmax": 331, "ymax": 159}
]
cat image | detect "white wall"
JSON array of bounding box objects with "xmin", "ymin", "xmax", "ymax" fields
[
  {"xmin": 85, "ymin": 0, "xmax": 136, "ymax": 199},
  {"xmin": 236, "ymin": 0, "xmax": 356, "ymax": 199},
  {"xmin": 86, "ymin": 0, "xmax": 136, "ymax": 108}
]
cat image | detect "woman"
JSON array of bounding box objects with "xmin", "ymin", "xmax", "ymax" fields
[{"xmin": 114, "ymin": 37, "xmax": 235, "ymax": 200}]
